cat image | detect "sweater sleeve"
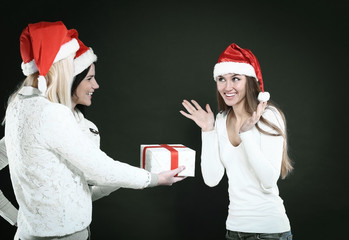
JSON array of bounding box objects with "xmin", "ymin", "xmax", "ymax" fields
[
  {"xmin": 0, "ymin": 137, "xmax": 18, "ymax": 225},
  {"xmin": 91, "ymin": 173, "xmax": 158, "ymax": 201},
  {"xmin": 90, "ymin": 186, "xmax": 120, "ymax": 201},
  {"xmin": 0, "ymin": 137, "xmax": 8, "ymax": 170},
  {"xmin": 239, "ymin": 107, "xmax": 285, "ymax": 191},
  {"xmin": 201, "ymin": 117, "xmax": 225, "ymax": 187},
  {"xmin": 40, "ymin": 104, "xmax": 153, "ymax": 189},
  {"xmin": 0, "ymin": 190, "xmax": 18, "ymax": 225}
]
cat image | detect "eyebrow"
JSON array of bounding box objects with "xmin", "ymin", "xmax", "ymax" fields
[
  {"xmin": 217, "ymin": 74, "xmax": 242, "ymax": 78},
  {"xmin": 232, "ymin": 74, "xmax": 242, "ymax": 77}
]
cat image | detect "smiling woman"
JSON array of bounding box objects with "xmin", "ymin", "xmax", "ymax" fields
[
  {"xmin": 71, "ymin": 63, "xmax": 99, "ymax": 109},
  {"xmin": 180, "ymin": 43, "xmax": 293, "ymax": 240},
  {"xmin": 1, "ymin": 21, "xmax": 186, "ymax": 240}
]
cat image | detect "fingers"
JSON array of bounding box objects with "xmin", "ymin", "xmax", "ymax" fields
[
  {"xmin": 172, "ymin": 165, "xmax": 186, "ymax": 175},
  {"xmin": 179, "ymin": 110, "xmax": 193, "ymax": 119},
  {"xmin": 170, "ymin": 166, "xmax": 186, "ymax": 184},
  {"xmin": 173, "ymin": 176, "xmax": 187, "ymax": 183},
  {"xmin": 181, "ymin": 99, "xmax": 205, "ymax": 114},
  {"xmin": 251, "ymin": 111, "xmax": 257, "ymax": 121},
  {"xmin": 181, "ymin": 100, "xmax": 197, "ymax": 114},
  {"xmin": 205, "ymin": 104, "xmax": 212, "ymax": 113},
  {"xmin": 158, "ymin": 166, "xmax": 186, "ymax": 186},
  {"xmin": 260, "ymin": 101, "xmax": 267, "ymax": 111},
  {"xmin": 190, "ymin": 99, "xmax": 202, "ymax": 110},
  {"xmin": 257, "ymin": 102, "xmax": 268, "ymax": 115},
  {"xmin": 252, "ymin": 101, "xmax": 267, "ymax": 123},
  {"xmin": 256, "ymin": 101, "xmax": 267, "ymax": 118},
  {"xmin": 240, "ymin": 102, "xmax": 267, "ymax": 133},
  {"xmin": 256, "ymin": 103, "xmax": 263, "ymax": 117}
]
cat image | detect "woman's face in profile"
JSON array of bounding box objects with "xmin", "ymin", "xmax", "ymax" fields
[{"xmin": 72, "ymin": 64, "xmax": 99, "ymax": 107}]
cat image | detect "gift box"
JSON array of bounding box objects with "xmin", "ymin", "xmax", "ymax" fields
[{"xmin": 140, "ymin": 144, "xmax": 195, "ymax": 177}]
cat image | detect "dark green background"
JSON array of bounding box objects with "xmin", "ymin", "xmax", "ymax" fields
[{"xmin": 0, "ymin": 1, "xmax": 347, "ymax": 239}]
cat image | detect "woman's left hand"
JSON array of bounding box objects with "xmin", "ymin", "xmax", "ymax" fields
[{"xmin": 239, "ymin": 101, "xmax": 267, "ymax": 133}]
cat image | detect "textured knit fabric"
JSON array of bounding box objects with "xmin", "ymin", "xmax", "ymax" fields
[
  {"xmin": 73, "ymin": 110, "xmax": 121, "ymax": 201},
  {"xmin": 0, "ymin": 110, "xmax": 118, "ymax": 226},
  {"xmin": 5, "ymin": 86, "xmax": 153, "ymax": 238},
  {"xmin": 201, "ymin": 106, "xmax": 290, "ymax": 233}
]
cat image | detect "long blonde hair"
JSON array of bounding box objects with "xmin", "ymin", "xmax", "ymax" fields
[
  {"xmin": 2, "ymin": 56, "xmax": 74, "ymax": 126},
  {"xmin": 217, "ymin": 76, "xmax": 293, "ymax": 179},
  {"xmin": 7, "ymin": 55, "xmax": 74, "ymax": 108}
]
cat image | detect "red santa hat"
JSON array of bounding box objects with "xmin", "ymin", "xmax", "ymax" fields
[
  {"xmin": 20, "ymin": 21, "xmax": 79, "ymax": 94},
  {"xmin": 213, "ymin": 43, "xmax": 270, "ymax": 102},
  {"xmin": 73, "ymin": 36, "xmax": 97, "ymax": 76}
]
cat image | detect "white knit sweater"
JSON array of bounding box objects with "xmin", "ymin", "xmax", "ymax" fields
[
  {"xmin": 0, "ymin": 108, "xmax": 121, "ymax": 227},
  {"xmin": 201, "ymin": 107, "xmax": 291, "ymax": 233},
  {"xmin": 5, "ymin": 86, "xmax": 153, "ymax": 237}
]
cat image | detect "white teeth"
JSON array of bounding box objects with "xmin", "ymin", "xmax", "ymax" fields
[
  {"xmin": 225, "ymin": 93, "xmax": 236, "ymax": 97},
  {"xmin": 88, "ymin": 92, "xmax": 93, "ymax": 96}
]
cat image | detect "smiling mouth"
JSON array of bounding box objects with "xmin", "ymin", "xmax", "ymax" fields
[
  {"xmin": 88, "ymin": 92, "xmax": 93, "ymax": 96},
  {"xmin": 225, "ymin": 93, "xmax": 236, "ymax": 97}
]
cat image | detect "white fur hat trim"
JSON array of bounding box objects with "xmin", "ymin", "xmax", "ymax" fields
[
  {"xmin": 74, "ymin": 48, "xmax": 97, "ymax": 76},
  {"xmin": 21, "ymin": 38, "xmax": 79, "ymax": 76},
  {"xmin": 213, "ymin": 62, "xmax": 258, "ymax": 81}
]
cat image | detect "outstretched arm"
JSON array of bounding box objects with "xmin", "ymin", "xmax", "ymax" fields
[{"xmin": 42, "ymin": 105, "xmax": 185, "ymax": 190}]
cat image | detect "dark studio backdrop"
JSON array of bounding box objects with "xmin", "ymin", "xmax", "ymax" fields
[{"xmin": 0, "ymin": 1, "xmax": 347, "ymax": 239}]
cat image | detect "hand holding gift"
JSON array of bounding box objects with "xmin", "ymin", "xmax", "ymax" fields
[
  {"xmin": 157, "ymin": 166, "xmax": 186, "ymax": 186},
  {"xmin": 141, "ymin": 144, "xmax": 196, "ymax": 177}
]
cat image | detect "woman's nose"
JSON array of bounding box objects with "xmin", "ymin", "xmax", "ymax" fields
[
  {"xmin": 225, "ymin": 80, "xmax": 234, "ymax": 90},
  {"xmin": 91, "ymin": 78, "xmax": 99, "ymax": 89}
]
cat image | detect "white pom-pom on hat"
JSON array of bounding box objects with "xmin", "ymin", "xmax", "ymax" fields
[
  {"xmin": 37, "ymin": 76, "xmax": 47, "ymax": 94},
  {"xmin": 258, "ymin": 92, "xmax": 270, "ymax": 102}
]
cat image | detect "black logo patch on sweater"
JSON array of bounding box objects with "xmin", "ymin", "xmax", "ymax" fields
[{"xmin": 89, "ymin": 128, "xmax": 99, "ymax": 135}]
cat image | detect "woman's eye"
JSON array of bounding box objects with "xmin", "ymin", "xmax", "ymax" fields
[
  {"xmin": 232, "ymin": 77, "xmax": 240, "ymax": 81},
  {"xmin": 218, "ymin": 77, "xmax": 225, "ymax": 82}
]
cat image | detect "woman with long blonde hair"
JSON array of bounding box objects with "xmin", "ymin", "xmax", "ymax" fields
[
  {"xmin": 180, "ymin": 43, "xmax": 293, "ymax": 240},
  {"xmin": 4, "ymin": 21, "xmax": 185, "ymax": 240}
]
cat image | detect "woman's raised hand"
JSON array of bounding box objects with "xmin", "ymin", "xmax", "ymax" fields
[
  {"xmin": 180, "ymin": 100, "xmax": 215, "ymax": 132},
  {"xmin": 239, "ymin": 101, "xmax": 268, "ymax": 133}
]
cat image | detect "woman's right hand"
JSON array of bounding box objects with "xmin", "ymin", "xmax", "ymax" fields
[
  {"xmin": 180, "ymin": 99, "xmax": 214, "ymax": 132},
  {"xmin": 157, "ymin": 166, "xmax": 186, "ymax": 186}
]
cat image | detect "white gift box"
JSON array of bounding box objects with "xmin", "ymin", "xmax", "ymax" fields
[{"xmin": 140, "ymin": 144, "xmax": 195, "ymax": 177}]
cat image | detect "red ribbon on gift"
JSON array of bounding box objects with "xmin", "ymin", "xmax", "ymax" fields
[{"xmin": 142, "ymin": 144, "xmax": 186, "ymax": 171}]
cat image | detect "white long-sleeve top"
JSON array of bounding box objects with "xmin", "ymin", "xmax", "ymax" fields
[
  {"xmin": 5, "ymin": 86, "xmax": 153, "ymax": 238},
  {"xmin": 201, "ymin": 106, "xmax": 290, "ymax": 233},
  {"xmin": 0, "ymin": 108, "xmax": 120, "ymax": 227}
]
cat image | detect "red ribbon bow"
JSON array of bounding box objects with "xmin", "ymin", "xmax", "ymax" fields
[{"xmin": 142, "ymin": 144, "xmax": 186, "ymax": 171}]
